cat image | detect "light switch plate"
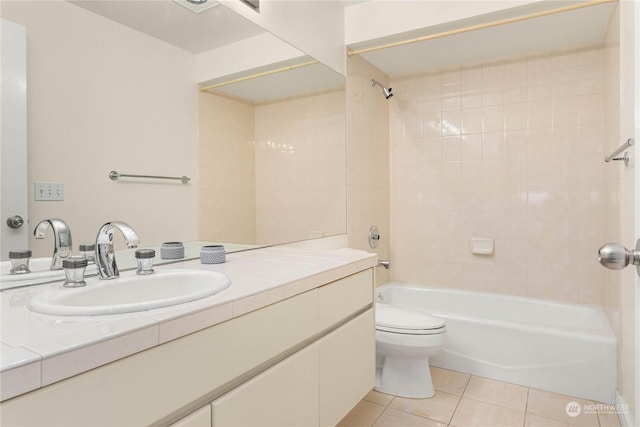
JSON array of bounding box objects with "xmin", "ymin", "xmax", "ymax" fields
[{"xmin": 34, "ymin": 182, "xmax": 64, "ymax": 201}]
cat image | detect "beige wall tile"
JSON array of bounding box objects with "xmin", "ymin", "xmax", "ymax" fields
[
  {"xmin": 389, "ymin": 47, "xmax": 610, "ymax": 306},
  {"xmin": 198, "ymin": 93, "xmax": 256, "ymax": 244},
  {"xmin": 254, "ymin": 90, "xmax": 346, "ymax": 245},
  {"xmin": 346, "ymin": 56, "xmax": 390, "ymax": 287}
]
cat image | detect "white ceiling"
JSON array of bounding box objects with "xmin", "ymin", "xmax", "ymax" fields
[
  {"xmin": 201, "ymin": 57, "xmax": 346, "ymax": 104},
  {"xmin": 348, "ymin": 1, "xmax": 616, "ymax": 77},
  {"xmin": 70, "ymin": 0, "xmax": 265, "ymax": 54},
  {"xmin": 69, "ymin": 0, "xmax": 350, "ymax": 104},
  {"xmin": 68, "ymin": 0, "xmax": 616, "ymax": 102}
]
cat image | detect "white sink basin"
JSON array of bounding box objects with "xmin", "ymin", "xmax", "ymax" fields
[{"xmin": 28, "ymin": 269, "xmax": 231, "ymax": 316}]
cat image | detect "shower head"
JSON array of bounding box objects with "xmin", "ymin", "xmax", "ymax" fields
[{"xmin": 371, "ymin": 79, "xmax": 393, "ymax": 99}]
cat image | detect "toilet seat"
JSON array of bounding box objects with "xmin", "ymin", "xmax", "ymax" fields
[{"xmin": 376, "ymin": 304, "xmax": 445, "ymax": 335}]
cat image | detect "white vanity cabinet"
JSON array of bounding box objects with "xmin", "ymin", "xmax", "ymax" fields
[
  {"xmin": 211, "ymin": 342, "xmax": 321, "ymax": 426},
  {"xmin": 205, "ymin": 269, "xmax": 374, "ymax": 427},
  {"xmin": 0, "ymin": 268, "xmax": 374, "ymax": 427},
  {"xmin": 319, "ymin": 309, "xmax": 375, "ymax": 426},
  {"xmin": 208, "ymin": 309, "xmax": 375, "ymax": 427},
  {"xmin": 169, "ymin": 405, "xmax": 212, "ymax": 427}
]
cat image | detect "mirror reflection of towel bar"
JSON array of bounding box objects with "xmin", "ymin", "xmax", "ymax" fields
[{"xmin": 109, "ymin": 170, "xmax": 190, "ymax": 184}]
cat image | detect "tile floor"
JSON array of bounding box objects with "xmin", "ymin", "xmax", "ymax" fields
[{"xmin": 337, "ymin": 367, "xmax": 622, "ymax": 427}]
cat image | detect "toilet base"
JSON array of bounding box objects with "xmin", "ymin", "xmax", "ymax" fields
[{"xmin": 375, "ymin": 355, "xmax": 435, "ymax": 398}]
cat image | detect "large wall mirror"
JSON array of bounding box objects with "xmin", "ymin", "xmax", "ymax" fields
[{"xmin": 0, "ymin": 1, "xmax": 346, "ymax": 272}]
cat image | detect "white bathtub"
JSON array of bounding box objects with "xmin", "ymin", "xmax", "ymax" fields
[{"xmin": 377, "ymin": 282, "xmax": 617, "ymax": 404}]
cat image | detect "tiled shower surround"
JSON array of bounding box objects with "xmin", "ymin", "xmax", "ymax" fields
[{"xmin": 389, "ymin": 46, "xmax": 610, "ymax": 304}]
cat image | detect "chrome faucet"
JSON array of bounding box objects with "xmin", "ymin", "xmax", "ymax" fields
[
  {"xmin": 33, "ymin": 218, "xmax": 73, "ymax": 270},
  {"xmin": 95, "ymin": 221, "xmax": 140, "ymax": 280}
]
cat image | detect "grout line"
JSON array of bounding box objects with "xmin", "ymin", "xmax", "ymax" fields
[
  {"xmin": 446, "ymin": 374, "xmax": 473, "ymax": 426},
  {"xmin": 461, "ymin": 373, "xmax": 473, "ymax": 396},
  {"xmin": 388, "ymin": 395, "xmax": 396, "ymax": 407},
  {"xmin": 521, "ymin": 387, "xmax": 530, "ymax": 427},
  {"xmin": 369, "ymin": 405, "xmax": 386, "ymax": 427}
]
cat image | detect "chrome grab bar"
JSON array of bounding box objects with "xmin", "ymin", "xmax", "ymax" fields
[
  {"xmin": 604, "ymin": 138, "xmax": 634, "ymax": 165},
  {"xmin": 109, "ymin": 170, "xmax": 190, "ymax": 184}
]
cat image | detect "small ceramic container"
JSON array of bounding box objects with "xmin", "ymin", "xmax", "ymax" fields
[
  {"xmin": 161, "ymin": 242, "xmax": 184, "ymax": 259},
  {"xmin": 200, "ymin": 245, "xmax": 225, "ymax": 264}
]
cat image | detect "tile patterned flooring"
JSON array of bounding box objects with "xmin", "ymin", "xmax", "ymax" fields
[{"xmin": 337, "ymin": 367, "xmax": 622, "ymax": 427}]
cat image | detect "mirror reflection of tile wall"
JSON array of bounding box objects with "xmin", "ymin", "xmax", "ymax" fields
[
  {"xmin": 198, "ymin": 90, "xmax": 346, "ymax": 245},
  {"xmin": 198, "ymin": 92, "xmax": 256, "ymax": 244}
]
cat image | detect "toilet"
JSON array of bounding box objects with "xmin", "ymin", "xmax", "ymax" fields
[{"xmin": 375, "ymin": 303, "xmax": 447, "ymax": 398}]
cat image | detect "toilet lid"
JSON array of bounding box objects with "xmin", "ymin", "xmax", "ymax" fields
[{"xmin": 376, "ymin": 304, "xmax": 445, "ymax": 332}]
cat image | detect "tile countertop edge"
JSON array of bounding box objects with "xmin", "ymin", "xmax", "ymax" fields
[{"xmin": 0, "ymin": 248, "xmax": 378, "ymax": 402}]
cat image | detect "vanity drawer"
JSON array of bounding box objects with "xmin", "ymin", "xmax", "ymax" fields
[{"xmin": 318, "ymin": 269, "xmax": 373, "ymax": 331}]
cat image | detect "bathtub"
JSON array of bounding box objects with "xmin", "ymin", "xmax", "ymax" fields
[{"xmin": 377, "ymin": 282, "xmax": 617, "ymax": 404}]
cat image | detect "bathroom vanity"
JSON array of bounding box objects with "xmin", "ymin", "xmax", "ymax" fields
[{"xmin": 0, "ymin": 246, "xmax": 377, "ymax": 426}]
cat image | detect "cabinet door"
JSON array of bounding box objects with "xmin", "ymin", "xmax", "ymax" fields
[
  {"xmin": 319, "ymin": 309, "xmax": 375, "ymax": 427},
  {"xmin": 169, "ymin": 405, "xmax": 211, "ymax": 427},
  {"xmin": 211, "ymin": 343, "xmax": 319, "ymax": 426}
]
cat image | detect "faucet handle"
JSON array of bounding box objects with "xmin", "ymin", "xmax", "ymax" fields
[
  {"xmin": 9, "ymin": 250, "xmax": 32, "ymax": 274},
  {"xmin": 62, "ymin": 257, "xmax": 88, "ymax": 287},
  {"xmin": 79, "ymin": 244, "xmax": 96, "ymax": 264},
  {"xmin": 135, "ymin": 249, "xmax": 155, "ymax": 275}
]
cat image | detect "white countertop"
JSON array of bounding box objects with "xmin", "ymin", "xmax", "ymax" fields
[{"xmin": 0, "ymin": 246, "xmax": 377, "ymax": 402}]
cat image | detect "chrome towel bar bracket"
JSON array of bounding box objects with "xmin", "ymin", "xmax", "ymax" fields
[
  {"xmin": 109, "ymin": 170, "xmax": 191, "ymax": 184},
  {"xmin": 605, "ymin": 138, "xmax": 634, "ymax": 166}
]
